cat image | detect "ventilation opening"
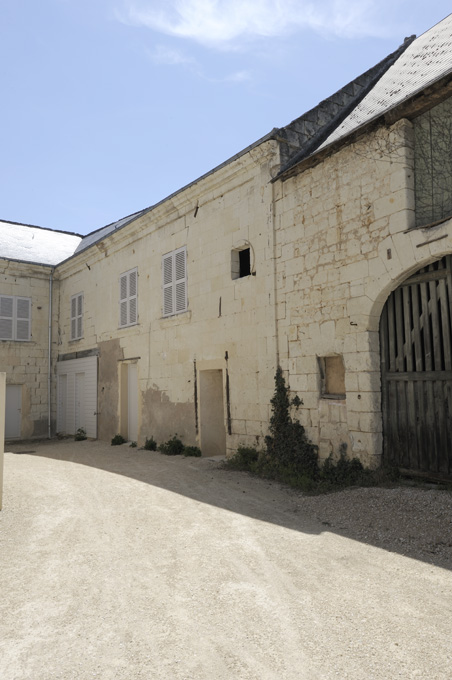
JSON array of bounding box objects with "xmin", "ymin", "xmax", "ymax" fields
[{"xmin": 232, "ymin": 247, "xmax": 251, "ymax": 279}]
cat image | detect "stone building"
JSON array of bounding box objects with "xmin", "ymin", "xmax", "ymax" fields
[{"xmin": 1, "ymin": 15, "xmax": 452, "ymax": 477}]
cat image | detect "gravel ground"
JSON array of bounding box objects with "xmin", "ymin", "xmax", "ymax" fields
[{"xmin": 1, "ymin": 439, "xmax": 451, "ymax": 680}]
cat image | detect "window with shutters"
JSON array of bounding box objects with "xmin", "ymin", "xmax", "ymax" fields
[
  {"xmin": 70, "ymin": 293, "xmax": 83, "ymax": 340},
  {"xmin": 162, "ymin": 247, "xmax": 187, "ymax": 317},
  {"xmin": 119, "ymin": 268, "xmax": 138, "ymax": 328},
  {"xmin": 0, "ymin": 295, "xmax": 31, "ymax": 341}
]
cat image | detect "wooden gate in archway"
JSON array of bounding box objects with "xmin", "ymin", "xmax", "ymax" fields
[{"xmin": 379, "ymin": 255, "xmax": 452, "ymax": 478}]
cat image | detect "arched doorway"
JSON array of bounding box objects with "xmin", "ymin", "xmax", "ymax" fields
[{"xmin": 379, "ymin": 255, "xmax": 452, "ymax": 478}]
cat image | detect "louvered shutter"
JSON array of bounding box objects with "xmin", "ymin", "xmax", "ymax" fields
[
  {"xmin": 71, "ymin": 296, "xmax": 77, "ymax": 340},
  {"xmin": 119, "ymin": 269, "xmax": 138, "ymax": 327},
  {"xmin": 128, "ymin": 269, "xmax": 137, "ymax": 325},
  {"xmin": 175, "ymin": 249, "xmax": 187, "ymax": 313},
  {"xmin": 163, "ymin": 254, "xmax": 174, "ymax": 316},
  {"xmin": 119, "ymin": 273, "xmax": 128, "ymax": 327},
  {"xmin": 0, "ymin": 296, "xmax": 13, "ymax": 340},
  {"xmin": 77, "ymin": 294, "xmax": 83, "ymax": 339},
  {"xmin": 16, "ymin": 298, "xmax": 31, "ymax": 341}
]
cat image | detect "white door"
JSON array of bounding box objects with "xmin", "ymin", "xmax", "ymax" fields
[
  {"xmin": 75, "ymin": 372, "xmax": 85, "ymax": 432},
  {"xmin": 57, "ymin": 374, "xmax": 68, "ymax": 433},
  {"xmin": 128, "ymin": 363, "xmax": 138, "ymax": 442},
  {"xmin": 5, "ymin": 385, "xmax": 22, "ymax": 439},
  {"xmin": 57, "ymin": 357, "xmax": 97, "ymax": 438}
]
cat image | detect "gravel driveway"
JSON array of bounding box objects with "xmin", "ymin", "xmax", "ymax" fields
[{"xmin": 1, "ymin": 439, "xmax": 451, "ymax": 680}]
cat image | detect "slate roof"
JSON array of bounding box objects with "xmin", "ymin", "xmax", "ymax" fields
[
  {"xmin": 318, "ymin": 13, "xmax": 452, "ymax": 151},
  {"xmin": 0, "ymin": 220, "xmax": 81, "ymax": 266},
  {"xmin": 278, "ymin": 13, "xmax": 452, "ymax": 177},
  {"xmin": 74, "ymin": 210, "xmax": 147, "ymax": 256}
]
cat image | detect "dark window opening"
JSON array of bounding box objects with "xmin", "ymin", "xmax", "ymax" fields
[
  {"xmin": 239, "ymin": 248, "xmax": 251, "ymax": 277},
  {"xmin": 231, "ymin": 247, "xmax": 252, "ymax": 279}
]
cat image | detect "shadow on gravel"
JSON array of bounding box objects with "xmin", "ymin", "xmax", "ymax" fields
[{"xmin": 7, "ymin": 439, "xmax": 452, "ymax": 571}]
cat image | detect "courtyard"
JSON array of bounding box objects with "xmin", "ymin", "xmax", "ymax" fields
[{"xmin": 0, "ymin": 439, "xmax": 451, "ymax": 679}]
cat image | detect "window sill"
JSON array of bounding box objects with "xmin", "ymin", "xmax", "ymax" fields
[
  {"xmin": 160, "ymin": 310, "xmax": 191, "ymax": 327},
  {"xmin": 406, "ymin": 214, "xmax": 452, "ymax": 232}
]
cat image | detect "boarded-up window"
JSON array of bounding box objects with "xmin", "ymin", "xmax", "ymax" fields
[
  {"xmin": 318, "ymin": 356, "xmax": 345, "ymax": 399},
  {"xmin": 162, "ymin": 247, "xmax": 187, "ymax": 317},
  {"xmin": 0, "ymin": 295, "xmax": 31, "ymax": 341},
  {"xmin": 414, "ymin": 97, "xmax": 452, "ymax": 227},
  {"xmin": 70, "ymin": 293, "xmax": 83, "ymax": 340},
  {"xmin": 119, "ymin": 269, "xmax": 138, "ymax": 328}
]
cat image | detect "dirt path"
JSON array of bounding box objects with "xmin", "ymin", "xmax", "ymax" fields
[{"xmin": 1, "ymin": 440, "xmax": 451, "ymax": 680}]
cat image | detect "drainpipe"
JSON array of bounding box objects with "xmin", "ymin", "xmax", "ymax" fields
[{"xmin": 48, "ymin": 269, "xmax": 54, "ymax": 439}]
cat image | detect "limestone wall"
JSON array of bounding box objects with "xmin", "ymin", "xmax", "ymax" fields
[
  {"xmin": 57, "ymin": 141, "xmax": 281, "ymax": 452},
  {"xmin": 275, "ymin": 118, "xmax": 452, "ymax": 465},
  {"xmin": 0, "ymin": 261, "xmax": 57, "ymax": 438}
]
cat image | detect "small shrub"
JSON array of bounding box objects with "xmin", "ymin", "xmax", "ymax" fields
[
  {"xmin": 111, "ymin": 434, "xmax": 126, "ymax": 446},
  {"xmin": 143, "ymin": 437, "xmax": 157, "ymax": 451},
  {"xmin": 225, "ymin": 446, "xmax": 260, "ymax": 469},
  {"xmin": 129, "ymin": 441, "xmax": 137, "ymax": 448},
  {"xmin": 74, "ymin": 427, "xmax": 87, "ymax": 441},
  {"xmin": 183, "ymin": 445, "xmax": 202, "ymax": 457},
  {"xmin": 159, "ymin": 435, "xmax": 185, "ymax": 456}
]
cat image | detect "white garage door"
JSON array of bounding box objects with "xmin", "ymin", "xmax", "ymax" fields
[
  {"xmin": 5, "ymin": 385, "xmax": 22, "ymax": 439},
  {"xmin": 56, "ymin": 356, "xmax": 97, "ymax": 438}
]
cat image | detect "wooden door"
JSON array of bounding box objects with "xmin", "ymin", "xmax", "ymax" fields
[{"xmin": 380, "ymin": 255, "xmax": 452, "ymax": 477}]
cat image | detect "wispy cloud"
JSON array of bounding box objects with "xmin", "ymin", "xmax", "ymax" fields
[
  {"xmin": 148, "ymin": 44, "xmax": 195, "ymax": 65},
  {"xmin": 118, "ymin": 0, "xmax": 391, "ymax": 48}
]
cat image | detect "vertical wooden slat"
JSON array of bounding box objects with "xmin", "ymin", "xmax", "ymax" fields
[
  {"xmin": 403, "ymin": 286, "xmax": 417, "ymax": 468},
  {"xmin": 387, "ymin": 294, "xmax": 397, "ymax": 373},
  {"xmin": 429, "ymin": 278, "xmax": 442, "ymax": 371},
  {"xmin": 420, "ymin": 281, "xmax": 433, "ymax": 371},
  {"xmin": 438, "ymin": 277, "xmax": 452, "ymax": 370},
  {"xmin": 411, "ymin": 284, "xmax": 424, "ymax": 371},
  {"xmin": 379, "ymin": 309, "xmax": 390, "ymax": 464}
]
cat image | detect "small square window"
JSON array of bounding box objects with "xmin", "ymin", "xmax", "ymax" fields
[
  {"xmin": 318, "ymin": 356, "xmax": 345, "ymax": 399},
  {"xmin": 231, "ymin": 247, "xmax": 251, "ymax": 279}
]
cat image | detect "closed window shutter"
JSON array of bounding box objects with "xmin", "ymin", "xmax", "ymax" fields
[
  {"xmin": 71, "ymin": 294, "xmax": 83, "ymax": 340},
  {"xmin": 163, "ymin": 254, "xmax": 174, "ymax": 316},
  {"xmin": 77, "ymin": 295, "xmax": 83, "ymax": 338},
  {"xmin": 163, "ymin": 248, "xmax": 187, "ymax": 317},
  {"xmin": 16, "ymin": 298, "xmax": 30, "ymax": 341},
  {"xmin": 119, "ymin": 274, "xmax": 128, "ymax": 327},
  {"xmin": 0, "ymin": 296, "xmax": 13, "ymax": 340},
  {"xmin": 175, "ymin": 249, "xmax": 187, "ymax": 313},
  {"xmin": 71, "ymin": 296, "xmax": 77, "ymax": 340},
  {"xmin": 119, "ymin": 270, "xmax": 138, "ymax": 327},
  {"xmin": 128, "ymin": 270, "xmax": 137, "ymax": 325}
]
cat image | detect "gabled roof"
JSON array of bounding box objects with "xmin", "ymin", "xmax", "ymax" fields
[
  {"xmin": 276, "ymin": 13, "xmax": 452, "ymax": 179},
  {"xmin": 275, "ymin": 36, "xmax": 415, "ymax": 173},
  {"xmin": 318, "ymin": 13, "xmax": 452, "ymax": 151},
  {"xmin": 0, "ymin": 220, "xmax": 82, "ymax": 266}
]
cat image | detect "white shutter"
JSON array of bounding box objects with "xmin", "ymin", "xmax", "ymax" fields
[
  {"xmin": 71, "ymin": 293, "xmax": 83, "ymax": 340},
  {"xmin": 119, "ymin": 269, "xmax": 138, "ymax": 327},
  {"xmin": 162, "ymin": 248, "xmax": 186, "ymax": 317},
  {"xmin": 77, "ymin": 295, "xmax": 83, "ymax": 338},
  {"xmin": 174, "ymin": 249, "xmax": 187, "ymax": 313},
  {"xmin": 128, "ymin": 270, "xmax": 137, "ymax": 325},
  {"xmin": 163, "ymin": 254, "xmax": 174, "ymax": 316},
  {"xmin": 16, "ymin": 297, "xmax": 31, "ymax": 341},
  {"xmin": 0, "ymin": 296, "xmax": 14, "ymax": 340},
  {"xmin": 71, "ymin": 296, "xmax": 77, "ymax": 340}
]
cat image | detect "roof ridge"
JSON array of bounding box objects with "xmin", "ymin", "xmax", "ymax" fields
[{"xmin": 275, "ymin": 34, "xmax": 416, "ymax": 177}]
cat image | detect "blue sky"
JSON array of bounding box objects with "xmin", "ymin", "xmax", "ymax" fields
[{"xmin": 1, "ymin": 1, "xmax": 451, "ymax": 235}]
